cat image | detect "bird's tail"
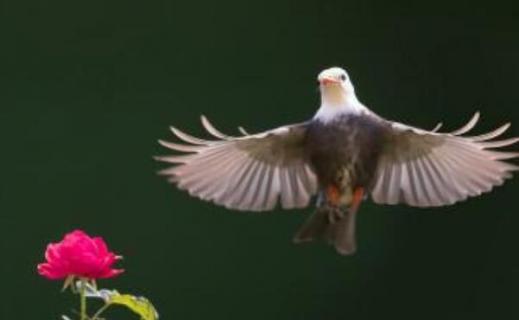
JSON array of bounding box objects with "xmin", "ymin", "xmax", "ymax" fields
[{"xmin": 293, "ymin": 205, "xmax": 358, "ymax": 255}]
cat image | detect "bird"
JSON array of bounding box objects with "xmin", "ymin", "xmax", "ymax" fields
[{"xmin": 155, "ymin": 67, "xmax": 518, "ymax": 255}]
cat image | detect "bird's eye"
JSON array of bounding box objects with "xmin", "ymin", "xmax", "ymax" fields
[{"xmin": 340, "ymin": 74, "xmax": 347, "ymax": 81}]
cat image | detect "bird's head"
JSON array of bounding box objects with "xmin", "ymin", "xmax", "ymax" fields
[
  {"xmin": 317, "ymin": 67, "xmax": 355, "ymax": 106},
  {"xmin": 314, "ymin": 67, "xmax": 365, "ymax": 121}
]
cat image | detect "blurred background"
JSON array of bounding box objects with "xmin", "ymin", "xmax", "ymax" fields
[{"xmin": 1, "ymin": 0, "xmax": 518, "ymax": 319}]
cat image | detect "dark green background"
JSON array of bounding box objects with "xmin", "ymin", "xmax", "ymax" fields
[{"xmin": 1, "ymin": 0, "xmax": 518, "ymax": 319}]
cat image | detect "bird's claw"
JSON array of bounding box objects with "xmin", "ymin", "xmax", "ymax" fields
[{"xmin": 323, "ymin": 204, "xmax": 346, "ymax": 223}]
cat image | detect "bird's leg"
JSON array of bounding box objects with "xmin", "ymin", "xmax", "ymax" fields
[
  {"xmin": 325, "ymin": 207, "xmax": 345, "ymax": 223},
  {"xmin": 316, "ymin": 191, "xmax": 341, "ymax": 222},
  {"xmin": 316, "ymin": 191, "xmax": 325, "ymax": 207},
  {"xmin": 349, "ymin": 187, "xmax": 365, "ymax": 214}
]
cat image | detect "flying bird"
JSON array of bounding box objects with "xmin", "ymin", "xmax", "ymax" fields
[{"xmin": 156, "ymin": 67, "xmax": 518, "ymax": 255}]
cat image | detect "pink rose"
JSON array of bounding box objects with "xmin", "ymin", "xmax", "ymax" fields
[{"xmin": 37, "ymin": 230, "xmax": 124, "ymax": 280}]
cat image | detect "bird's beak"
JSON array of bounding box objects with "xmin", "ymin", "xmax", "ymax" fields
[{"xmin": 319, "ymin": 77, "xmax": 339, "ymax": 86}]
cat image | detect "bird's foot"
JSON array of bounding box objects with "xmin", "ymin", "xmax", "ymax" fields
[{"xmin": 323, "ymin": 204, "xmax": 346, "ymax": 223}]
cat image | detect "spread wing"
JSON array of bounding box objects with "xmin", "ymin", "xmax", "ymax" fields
[
  {"xmin": 371, "ymin": 112, "xmax": 519, "ymax": 207},
  {"xmin": 156, "ymin": 116, "xmax": 318, "ymax": 211}
]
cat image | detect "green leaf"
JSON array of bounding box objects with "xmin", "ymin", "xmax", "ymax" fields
[
  {"xmin": 108, "ymin": 294, "xmax": 159, "ymax": 320},
  {"xmin": 79, "ymin": 282, "xmax": 159, "ymax": 320}
]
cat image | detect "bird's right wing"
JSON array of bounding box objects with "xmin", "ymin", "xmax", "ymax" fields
[
  {"xmin": 371, "ymin": 113, "xmax": 518, "ymax": 207},
  {"xmin": 156, "ymin": 117, "xmax": 318, "ymax": 211}
]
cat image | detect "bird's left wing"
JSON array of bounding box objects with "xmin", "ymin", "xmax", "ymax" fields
[
  {"xmin": 371, "ymin": 112, "xmax": 518, "ymax": 207},
  {"xmin": 156, "ymin": 116, "xmax": 318, "ymax": 211}
]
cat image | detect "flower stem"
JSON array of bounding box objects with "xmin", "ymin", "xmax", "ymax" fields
[
  {"xmin": 79, "ymin": 278, "xmax": 87, "ymax": 320},
  {"xmin": 91, "ymin": 303, "xmax": 111, "ymax": 320}
]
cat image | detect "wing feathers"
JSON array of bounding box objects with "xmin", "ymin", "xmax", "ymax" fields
[
  {"xmin": 373, "ymin": 113, "xmax": 517, "ymax": 207},
  {"xmin": 449, "ymin": 112, "xmax": 480, "ymax": 135},
  {"xmin": 431, "ymin": 122, "xmax": 443, "ymax": 132},
  {"xmin": 158, "ymin": 139, "xmax": 204, "ymax": 153},
  {"xmin": 479, "ymin": 137, "xmax": 519, "ymax": 148},
  {"xmin": 416, "ymin": 157, "xmax": 442, "ymax": 205},
  {"xmin": 169, "ymin": 126, "xmax": 214, "ymax": 145},
  {"xmin": 157, "ymin": 117, "xmax": 317, "ymax": 211},
  {"xmin": 238, "ymin": 126, "xmax": 250, "ymax": 136},
  {"xmin": 200, "ymin": 115, "xmax": 233, "ymax": 140},
  {"xmin": 469, "ymin": 123, "xmax": 510, "ymax": 141}
]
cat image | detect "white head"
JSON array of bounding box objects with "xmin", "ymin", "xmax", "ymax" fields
[{"xmin": 314, "ymin": 67, "xmax": 366, "ymax": 122}]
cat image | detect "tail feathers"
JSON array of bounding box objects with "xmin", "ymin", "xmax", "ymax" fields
[
  {"xmin": 293, "ymin": 208, "xmax": 329, "ymax": 243},
  {"xmin": 325, "ymin": 210, "xmax": 357, "ymax": 255},
  {"xmin": 293, "ymin": 206, "xmax": 357, "ymax": 255}
]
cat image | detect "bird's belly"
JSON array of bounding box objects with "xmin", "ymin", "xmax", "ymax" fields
[
  {"xmin": 308, "ymin": 137, "xmax": 359, "ymax": 189},
  {"xmin": 305, "ymin": 115, "xmax": 387, "ymax": 191}
]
